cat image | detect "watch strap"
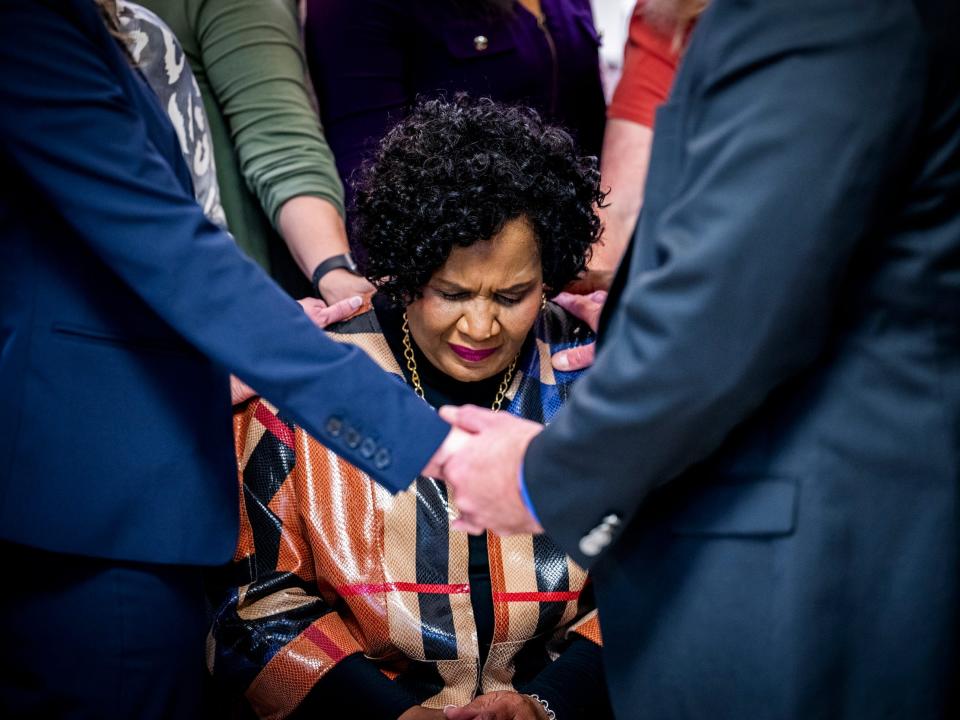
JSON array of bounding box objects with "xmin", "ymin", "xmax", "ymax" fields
[{"xmin": 311, "ymin": 253, "xmax": 359, "ymax": 296}]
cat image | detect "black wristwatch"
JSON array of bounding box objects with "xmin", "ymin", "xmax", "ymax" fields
[{"xmin": 311, "ymin": 252, "xmax": 359, "ymax": 297}]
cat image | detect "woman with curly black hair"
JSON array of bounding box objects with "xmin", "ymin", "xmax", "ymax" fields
[{"xmin": 213, "ymin": 98, "xmax": 614, "ymax": 720}]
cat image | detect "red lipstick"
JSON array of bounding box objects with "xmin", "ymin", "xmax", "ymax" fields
[{"xmin": 449, "ymin": 343, "xmax": 497, "ymax": 362}]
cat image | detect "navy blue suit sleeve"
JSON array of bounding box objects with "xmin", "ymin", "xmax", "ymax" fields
[
  {"xmin": 524, "ymin": 0, "xmax": 928, "ymax": 566},
  {"xmin": 0, "ymin": 0, "xmax": 448, "ymax": 493}
]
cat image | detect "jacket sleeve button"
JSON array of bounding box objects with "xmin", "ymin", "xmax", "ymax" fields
[
  {"xmin": 374, "ymin": 448, "xmax": 391, "ymax": 469},
  {"xmin": 360, "ymin": 437, "xmax": 377, "ymax": 458},
  {"xmin": 325, "ymin": 416, "xmax": 343, "ymax": 437},
  {"xmin": 579, "ymin": 535, "xmax": 601, "ymax": 557},
  {"xmin": 602, "ymin": 513, "xmax": 622, "ymax": 527},
  {"xmin": 345, "ymin": 426, "xmax": 362, "ymax": 448}
]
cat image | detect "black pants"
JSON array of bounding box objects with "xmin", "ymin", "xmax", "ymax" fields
[{"xmin": 0, "ymin": 542, "xmax": 209, "ymax": 719}]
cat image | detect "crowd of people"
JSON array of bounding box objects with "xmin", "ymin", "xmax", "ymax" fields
[{"xmin": 1, "ymin": 0, "xmax": 957, "ymax": 718}]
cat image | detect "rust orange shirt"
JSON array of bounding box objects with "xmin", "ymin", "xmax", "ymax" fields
[{"xmin": 608, "ymin": 5, "xmax": 691, "ymax": 128}]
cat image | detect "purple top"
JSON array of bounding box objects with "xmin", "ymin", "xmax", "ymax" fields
[{"xmin": 305, "ymin": 0, "xmax": 606, "ymax": 227}]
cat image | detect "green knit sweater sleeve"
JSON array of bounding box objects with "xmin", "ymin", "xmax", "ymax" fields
[{"xmin": 191, "ymin": 0, "xmax": 344, "ymax": 225}]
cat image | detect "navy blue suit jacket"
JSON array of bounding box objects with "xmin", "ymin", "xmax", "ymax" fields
[
  {"xmin": 526, "ymin": 0, "xmax": 959, "ymax": 716},
  {"xmin": 0, "ymin": 0, "xmax": 448, "ymax": 565}
]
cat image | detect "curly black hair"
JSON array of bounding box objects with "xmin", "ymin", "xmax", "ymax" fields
[{"xmin": 352, "ymin": 96, "xmax": 606, "ymax": 306}]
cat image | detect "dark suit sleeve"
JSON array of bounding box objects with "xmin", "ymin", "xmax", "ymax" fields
[
  {"xmin": 0, "ymin": 0, "xmax": 448, "ymax": 493},
  {"xmin": 524, "ymin": 0, "xmax": 927, "ymax": 566}
]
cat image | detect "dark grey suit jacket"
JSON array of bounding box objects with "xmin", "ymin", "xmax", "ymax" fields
[{"xmin": 525, "ymin": 0, "xmax": 959, "ymax": 716}]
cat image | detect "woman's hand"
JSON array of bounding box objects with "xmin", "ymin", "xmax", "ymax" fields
[
  {"xmin": 316, "ymin": 267, "xmax": 376, "ymax": 306},
  {"xmin": 564, "ymin": 266, "xmax": 615, "ymax": 295},
  {"xmin": 295, "ymin": 295, "xmax": 364, "ymax": 326},
  {"xmin": 275, "ymin": 196, "xmax": 377, "ymax": 305},
  {"xmin": 443, "ymin": 691, "xmax": 548, "ymax": 720},
  {"xmin": 550, "ymin": 290, "xmax": 607, "ymax": 372},
  {"xmin": 230, "ymin": 295, "xmax": 365, "ymax": 405}
]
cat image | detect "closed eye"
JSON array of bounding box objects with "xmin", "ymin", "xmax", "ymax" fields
[
  {"xmin": 440, "ymin": 291, "xmax": 470, "ymax": 301},
  {"xmin": 494, "ymin": 294, "xmax": 522, "ymax": 306}
]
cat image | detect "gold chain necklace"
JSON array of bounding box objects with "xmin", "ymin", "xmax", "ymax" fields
[{"xmin": 401, "ymin": 312, "xmax": 517, "ymax": 412}]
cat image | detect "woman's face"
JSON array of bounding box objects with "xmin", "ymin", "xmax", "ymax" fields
[{"xmin": 406, "ymin": 217, "xmax": 544, "ymax": 383}]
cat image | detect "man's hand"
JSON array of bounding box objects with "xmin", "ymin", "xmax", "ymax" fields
[
  {"xmin": 435, "ymin": 405, "xmax": 544, "ymax": 536},
  {"xmin": 443, "ymin": 691, "xmax": 548, "ymax": 720},
  {"xmin": 550, "ymin": 290, "xmax": 606, "ymax": 372},
  {"xmin": 230, "ymin": 295, "xmax": 364, "ymax": 405},
  {"xmin": 421, "ymin": 425, "xmax": 472, "ymax": 478}
]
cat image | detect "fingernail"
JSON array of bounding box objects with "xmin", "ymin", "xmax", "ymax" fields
[
  {"xmin": 554, "ymin": 354, "xmax": 570, "ymax": 371},
  {"xmin": 439, "ymin": 405, "xmax": 457, "ymax": 421},
  {"xmin": 348, "ymin": 295, "xmax": 363, "ymax": 308}
]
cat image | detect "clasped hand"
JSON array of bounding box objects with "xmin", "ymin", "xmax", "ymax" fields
[
  {"xmin": 427, "ymin": 405, "xmax": 544, "ymax": 537},
  {"xmin": 398, "ymin": 691, "xmax": 549, "ymax": 720}
]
